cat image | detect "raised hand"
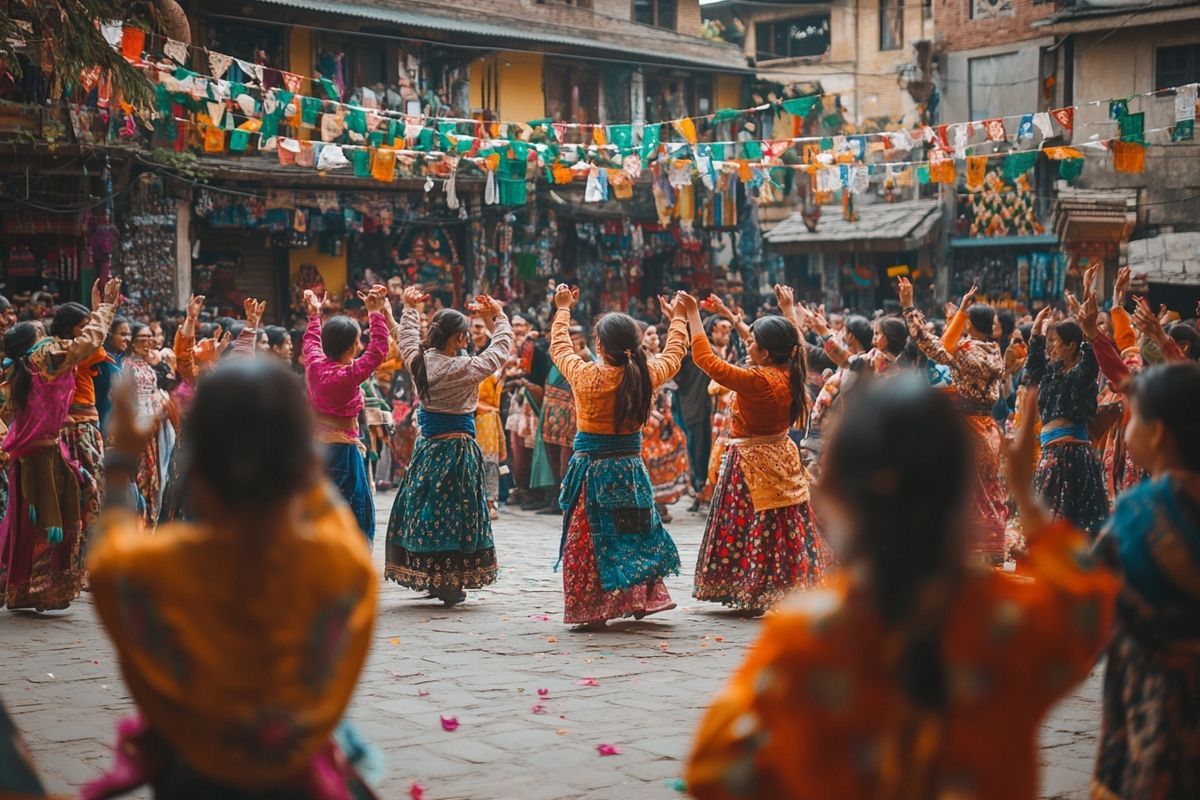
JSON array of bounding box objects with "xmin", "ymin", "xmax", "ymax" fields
[
  {"xmin": 103, "ymin": 277, "xmax": 123, "ymax": 306},
  {"xmin": 1004, "ymin": 386, "xmax": 1048, "ymax": 534},
  {"xmin": 1113, "ymin": 266, "xmax": 1130, "ymax": 307},
  {"xmin": 774, "ymin": 284, "xmax": 795, "ymax": 315},
  {"xmin": 303, "ymin": 290, "xmax": 326, "ymax": 316},
  {"xmin": 959, "ymin": 284, "xmax": 979, "ymax": 310},
  {"xmin": 1082, "ymin": 264, "xmax": 1100, "ymax": 301},
  {"xmin": 676, "ymin": 291, "xmax": 699, "ymax": 317},
  {"xmin": 1064, "ymin": 291, "xmax": 1081, "ymax": 318},
  {"xmin": 474, "ymin": 294, "xmax": 504, "ymax": 320},
  {"xmin": 243, "ymin": 297, "xmax": 267, "ymax": 328},
  {"xmin": 402, "ymin": 285, "xmax": 429, "ymax": 309},
  {"xmin": 109, "ymin": 375, "xmax": 161, "ymax": 457},
  {"xmin": 1132, "ymin": 296, "xmax": 1168, "ymax": 346},
  {"xmin": 187, "ymin": 294, "xmax": 206, "ymax": 320},
  {"xmin": 896, "ymin": 277, "xmax": 914, "ymax": 309},
  {"xmin": 1077, "ymin": 292, "xmax": 1100, "ymax": 339},
  {"xmin": 553, "ymin": 283, "xmax": 579, "ymax": 310},
  {"xmin": 91, "ymin": 279, "xmax": 102, "ymax": 310},
  {"xmin": 1032, "ymin": 306, "xmax": 1053, "ymax": 336},
  {"xmin": 361, "ymin": 284, "xmax": 388, "ymax": 314},
  {"xmin": 658, "ymin": 293, "xmax": 682, "ymax": 320}
]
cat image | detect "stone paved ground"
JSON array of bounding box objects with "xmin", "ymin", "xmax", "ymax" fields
[{"xmin": 1, "ymin": 493, "xmax": 1101, "ymax": 799}]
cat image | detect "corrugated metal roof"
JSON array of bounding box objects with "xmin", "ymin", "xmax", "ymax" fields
[
  {"xmin": 766, "ymin": 199, "xmax": 941, "ymax": 249},
  {"xmin": 254, "ymin": 0, "xmax": 752, "ymax": 71}
]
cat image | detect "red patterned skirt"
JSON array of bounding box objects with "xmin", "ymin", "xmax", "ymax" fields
[
  {"xmin": 561, "ymin": 488, "xmax": 674, "ymax": 625},
  {"xmin": 692, "ymin": 447, "xmax": 826, "ymax": 611},
  {"xmin": 966, "ymin": 415, "xmax": 1008, "ymax": 564},
  {"xmin": 641, "ymin": 418, "xmax": 691, "ymax": 505}
]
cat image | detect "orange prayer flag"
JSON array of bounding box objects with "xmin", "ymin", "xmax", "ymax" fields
[
  {"xmin": 1113, "ymin": 141, "xmax": 1145, "ymax": 174},
  {"xmin": 672, "ymin": 118, "xmax": 698, "ymax": 146},
  {"xmin": 966, "ymin": 156, "xmax": 987, "ymax": 192},
  {"xmin": 203, "ymin": 125, "xmax": 225, "ymax": 154},
  {"xmin": 593, "ymin": 126, "xmax": 607, "ymax": 147},
  {"xmin": 120, "ymin": 27, "xmax": 146, "ymax": 61},
  {"xmin": 737, "ymin": 160, "xmax": 753, "ymax": 182},
  {"xmin": 371, "ymin": 148, "xmax": 396, "ymax": 182}
]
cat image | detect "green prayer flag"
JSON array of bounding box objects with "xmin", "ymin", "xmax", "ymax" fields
[
  {"xmin": 819, "ymin": 137, "xmax": 833, "ymax": 152},
  {"xmin": 229, "ymin": 82, "xmax": 248, "ymax": 100},
  {"xmin": 609, "ymin": 124, "xmax": 633, "ymax": 149},
  {"xmin": 173, "ymin": 67, "xmax": 195, "ymax": 81},
  {"xmin": 348, "ymin": 108, "xmax": 367, "ymax": 135},
  {"xmin": 527, "ymin": 117, "xmax": 553, "ymax": 128},
  {"xmin": 712, "ymin": 108, "xmax": 741, "ymax": 123},
  {"xmin": 367, "ymin": 131, "xmax": 384, "ymax": 148},
  {"xmin": 259, "ymin": 111, "xmax": 280, "ymax": 140},
  {"xmin": 1172, "ymin": 119, "xmax": 1195, "ymax": 141},
  {"xmin": 710, "ymin": 143, "xmax": 725, "ymax": 160},
  {"xmin": 415, "ymin": 127, "xmax": 434, "ymax": 152},
  {"xmin": 319, "ymin": 78, "xmax": 340, "ymax": 101},
  {"xmin": 301, "ymin": 96, "xmax": 322, "ymax": 126},
  {"xmin": 456, "ymin": 137, "xmax": 474, "ymax": 154},
  {"xmin": 742, "ymin": 140, "xmax": 763, "ymax": 160},
  {"xmin": 1058, "ymin": 157, "xmax": 1084, "ymax": 182},
  {"xmin": 350, "ymin": 148, "xmax": 371, "ymax": 177},
  {"xmin": 1108, "ymin": 99, "xmax": 1128, "ymax": 119},
  {"xmin": 781, "ymin": 96, "xmax": 817, "ymax": 118},
  {"xmin": 640, "ymin": 124, "xmax": 661, "ymax": 161},
  {"xmin": 1002, "ymin": 150, "xmax": 1039, "ymax": 183},
  {"xmin": 436, "ymin": 122, "xmax": 455, "ymax": 150},
  {"xmin": 229, "ymin": 130, "xmax": 250, "ymax": 152},
  {"xmin": 1118, "ymin": 111, "xmax": 1144, "ymax": 144},
  {"xmin": 916, "ymin": 165, "xmax": 930, "ymax": 184}
]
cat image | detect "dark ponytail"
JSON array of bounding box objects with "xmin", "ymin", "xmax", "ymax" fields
[
  {"xmin": 595, "ymin": 313, "xmax": 652, "ymax": 433},
  {"xmin": 49, "ymin": 302, "xmax": 90, "ymax": 339},
  {"xmin": 3, "ymin": 322, "xmax": 42, "ymax": 414},
  {"xmin": 824, "ymin": 376, "xmax": 973, "ymax": 712},
  {"xmin": 411, "ymin": 308, "xmax": 469, "ymax": 400},
  {"xmin": 966, "ymin": 304, "xmax": 996, "ymax": 342},
  {"xmin": 751, "ymin": 315, "xmax": 809, "ymax": 423}
]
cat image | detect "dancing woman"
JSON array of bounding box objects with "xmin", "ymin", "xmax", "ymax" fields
[
  {"xmin": 899, "ymin": 279, "xmax": 1008, "ymax": 564},
  {"xmin": 551, "ymin": 285, "xmax": 685, "ymax": 630},
  {"xmin": 0, "ymin": 278, "xmax": 119, "ymax": 610},
  {"xmin": 684, "ymin": 294, "xmax": 825, "ymax": 613},
  {"xmin": 386, "ymin": 288, "xmax": 511, "ymax": 605},
  {"xmin": 639, "ymin": 321, "xmax": 691, "ymax": 522},
  {"xmin": 471, "ymin": 317, "xmax": 507, "ymax": 520},
  {"xmin": 53, "ymin": 289, "xmax": 115, "ymax": 540},
  {"xmin": 124, "ymin": 321, "xmax": 176, "ymax": 526},
  {"xmin": 1025, "ymin": 298, "xmax": 1108, "ymax": 537},
  {"xmin": 301, "ymin": 285, "xmax": 389, "ymax": 545}
]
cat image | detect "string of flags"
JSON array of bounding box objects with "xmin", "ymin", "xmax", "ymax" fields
[{"xmin": 100, "ymin": 23, "xmax": 1199, "ymax": 207}]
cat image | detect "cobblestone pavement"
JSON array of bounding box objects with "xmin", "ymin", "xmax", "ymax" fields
[{"xmin": 1, "ymin": 492, "xmax": 1101, "ymax": 799}]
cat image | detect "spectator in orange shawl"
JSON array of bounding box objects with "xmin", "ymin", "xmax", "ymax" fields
[{"xmin": 687, "ymin": 378, "xmax": 1116, "ymax": 800}]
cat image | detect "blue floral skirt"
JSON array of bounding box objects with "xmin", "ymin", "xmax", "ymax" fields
[{"xmin": 385, "ymin": 435, "xmax": 497, "ymax": 591}]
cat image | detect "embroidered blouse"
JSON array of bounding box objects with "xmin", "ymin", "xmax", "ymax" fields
[
  {"xmin": 904, "ymin": 308, "xmax": 1004, "ymax": 412},
  {"xmin": 395, "ymin": 306, "xmax": 512, "ymax": 415},
  {"xmin": 550, "ymin": 308, "xmax": 687, "ymax": 435},
  {"xmin": 1025, "ymin": 334, "xmax": 1099, "ymax": 426}
]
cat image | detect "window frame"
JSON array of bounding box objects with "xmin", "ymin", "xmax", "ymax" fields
[
  {"xmin": 754, "ymin": 14, "xmax": 832, "ymax": 61},
  {"xmin": 632, "ymin": 0, "xmax": 677, "ymax": 31},
  {"xmin": 1155, "ymin": 43, "xmax": 1200, "ymax": 93},
  {"xmin": 879, "ymin": 0, "xmax": 904, "ymax": 52}
]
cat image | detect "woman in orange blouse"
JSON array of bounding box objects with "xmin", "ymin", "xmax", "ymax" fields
[
  {"xmin": 687, "ymin": 380, "xmax": 1117, "ymax": 800},
  {"xmin": 682, "ymin": 293, "xmax": 826, "ymax": 614},
  {"xmin": 549, "ymin": 284, "xmax": 688, "ymax": 630}
]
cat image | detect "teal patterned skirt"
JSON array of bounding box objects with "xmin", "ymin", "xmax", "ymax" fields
[{"xmin": 385, "ymin": 434, "xmax": 498, "ymax": 591}]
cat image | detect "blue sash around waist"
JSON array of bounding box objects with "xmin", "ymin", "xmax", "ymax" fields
[
  {"xmin": 1040, "ymin": 424, "xmax": 1089, "ymax": 447},
  {"xmin": 557, "ymin": 431, "xmax": 680, "ymax": 592},
  {"xmin": 417, "ymin": 407, "xmax": 476, "ymax": 439}
]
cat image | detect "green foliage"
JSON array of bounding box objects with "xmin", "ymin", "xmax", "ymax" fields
[{"xmin": 0, "ymin": 0, "xmax": 155, "ymax": 107}]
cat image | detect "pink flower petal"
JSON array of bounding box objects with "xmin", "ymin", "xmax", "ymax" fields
[
  {"xmin": 529, "ymin": 614, "xmax": 551, "ymax": 621},
  {"xmin": 531, "ymin": 702, "xmax": 546, "ymax": 714},
  {"xmin": 537, "ymin": 688, "xmax": 549, "ymax": 697},
  {"xmin": 596, "ymin": 743, "xmax": 623, "ymax": 756},
  {"xmin": 440, "ymin": 715, "xmax": 459, "ymax": 732},
  {"xmin": 574, "ymin": 678, "xmax": 600, "ymax": 687},
  {"xmin": 417, "ymin": 689, "xmax": 430, "ymax": 697},
  {"xmin": 409, "ymin": 783, "xmax": 426, "ymax": 800}
]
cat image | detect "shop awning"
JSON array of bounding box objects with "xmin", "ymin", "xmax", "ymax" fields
[
  {"xmin": 252, "ymin": 0, "xmax": 752, "ymax": 72},
  {"xmin": 1126, "ymin": 232, "xmax": 1200, "ymax": 286},
  {"xmin": 950, "ymin": 234, "xmax": 1058, "ymax": 249},
  {"xmin": 765, "ymin": 199, "xmax": 941, "ymax": 254},
  {"xmin": 1053, "ymin": 187, "xmax": 1139, "ymax": 246}
]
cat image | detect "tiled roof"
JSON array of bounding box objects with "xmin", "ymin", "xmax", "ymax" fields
[
  {"xmin": 254, "ymin": 0, "xmax": 751, "ymax": 71},
  {"xmin": 765, "ymin": 198, "xmax": 941, "ymax": 250}
]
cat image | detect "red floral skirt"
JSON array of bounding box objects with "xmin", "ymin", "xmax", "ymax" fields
[
  {"xmin": 561, "ymin": 489, "xmax": 674, "ymax": 625},
  {"xmin": 966, "ymin": 415, "xmax": 1008, "ymax": 563},
  {"xmin": 692, "ymin": 447, "xmax": 826, "ymax": 611}
]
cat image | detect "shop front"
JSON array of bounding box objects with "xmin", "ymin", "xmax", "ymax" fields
[
  {"xmin": 949, "ymin": 235, "xmax": 1061, "ymax": 313},
  {"xmin": 764, "ymin": 198, "xmax": 942, "ymax": 311}
]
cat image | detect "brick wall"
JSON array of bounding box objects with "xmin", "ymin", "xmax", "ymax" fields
[{"xmin": 937, "ymin": 0, "xmax": 1059, "ymax": 53}]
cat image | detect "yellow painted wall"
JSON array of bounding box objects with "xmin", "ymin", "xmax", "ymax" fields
[
  {"xmin": 469, "ymin": 51, "xmax": 545, "ymax": 120},
  {"xmin": 288, "ymin": 28, "xmax": 313, "ymax": 84},
  {"xmin": 716, "ymin": 73, "xmax": 742, "ymax": 111},
  {"xmin": 289, "ymin": 245, "xmax": 347, "ymax": 297}
]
